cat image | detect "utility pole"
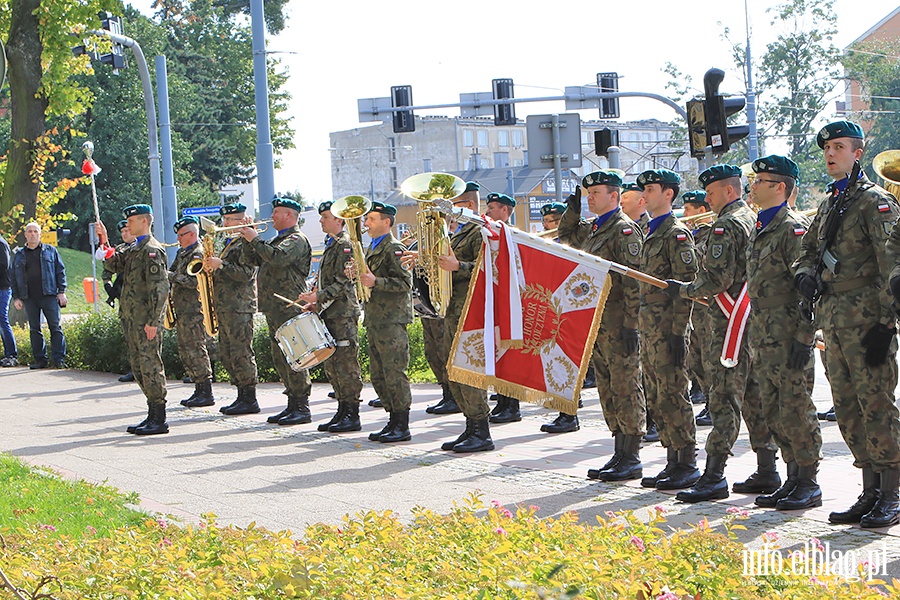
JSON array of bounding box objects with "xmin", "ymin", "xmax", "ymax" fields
[
  {"xmin": 745, "ymin": 0, "xmax": 759, "ymax": 161},
  {"xmin": 250, "ymin": 0, "xmax": 276, "ymax": 237}
]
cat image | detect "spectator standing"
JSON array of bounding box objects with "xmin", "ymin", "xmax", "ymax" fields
[{"xmin": 0, "ymin": 233, "xmax": 17, "ymax": 367}]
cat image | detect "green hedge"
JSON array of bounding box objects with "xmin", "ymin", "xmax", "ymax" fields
[{"xmin": 11, "ymin": 313, "xmax": 436, "ymax": 384}]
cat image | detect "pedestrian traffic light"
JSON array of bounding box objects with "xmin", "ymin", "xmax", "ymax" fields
[
  {"xmin": 492, "ymin": 78, "xmax": 516, "ymax": 126},
  {"xmin": 594, "ymin": 128, "xmax": 618, "ymax": 157},
  {"xmin": 703, "ymin": 68, "xmax": 749, "ymax": 153},
  {"xmin": 391, "ymin": 85, "xmax": 415, "ymax": 133},
  {"xmin": 597, "ymin": 72, "xmax": 620, "ymax": 119},
  {"xmin": 686, "ymin": 98, "xmax": 708, "ymax": 158},
  {"xmin": 98, "ymin": 12, "xmax": 126, "ymax": 73}
]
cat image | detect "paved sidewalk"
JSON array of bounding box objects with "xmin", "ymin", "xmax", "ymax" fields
[{"xmin": 1, "ymin": 361, "xmax": 899, "ymax": 578}]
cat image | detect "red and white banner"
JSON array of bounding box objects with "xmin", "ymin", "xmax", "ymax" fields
[
  {"xmin": 714, "ymin": 282, "xmax": 751, "ymax": 368},
  {"xmin": 448, "ymin": 224, "xmax": 611, "ymax": 414}
]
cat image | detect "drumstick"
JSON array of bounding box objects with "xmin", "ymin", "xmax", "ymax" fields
[{"xmin": 273, "ymin": 292, "xmax": 309, "ymax": 310}]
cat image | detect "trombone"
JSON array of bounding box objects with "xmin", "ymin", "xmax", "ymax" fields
[
  {"xmin": 330, "ymin": 195, "xmax": 372, "ymax": 303},
  {"xmin": 199, "ymin": 215, "xmax": 271, "ymax": 237}
]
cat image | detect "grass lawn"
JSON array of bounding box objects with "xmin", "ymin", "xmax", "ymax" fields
[{"xmin": 57, "ymin": 246, "xmax": 117, "ymax": 316}]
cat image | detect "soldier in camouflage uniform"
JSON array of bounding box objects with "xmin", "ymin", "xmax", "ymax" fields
[
  {"xmin": 559, "ymin": 170, "xmax": 646, "ymax": 483},
  {"xmin": 240, "ymin": 197, "xmax": 313, "ymax": 426},
  {"xmin": 682, "ymin": 192, "xmax": 713, "ymax": 419},
  {"xmin": 665, "ymin": 165, "xmax": 756, "ymax": 503},
  {"xmin": 297, "ymin": 201, "xmax": 364, "ymax": 433},
  {"xmin": 634, "ymin": 169, "xmax": 700, "ymax": 491},
  {"xmin": 205, "ymin": 203, "xmax": 260, "ymax": 416},
  {"xmin": 422, "ymin": 316, "xmax": 457, "ymax": 414},
  {"xmin": 102, "ymin": 220, "xmax": 134, "ymax": 382},
  {"xmin": 97, "ymin": 205, "xmax": 170, "ymax": 435},
  {"xmin": 168, "ymin": 217, "xmax": 215, "ymax": 408},
  {"xmin": 799, "ymin": 121, "xmax": 900, "ymax": 528},
  {"xmin": 743, "ymin": 155, "xmax": 823, "ymax": 511},
  {"xmin": 358, "ymin": 201, "xmax": 414, "ymax": 443}
]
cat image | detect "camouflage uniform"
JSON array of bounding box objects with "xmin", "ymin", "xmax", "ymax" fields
[
  {"xmin": 104, "ymin": 236, "xmax": 169, "ymax": 407},
  {"xmin": 559, "ymin": 207, "xmax": 646, "ymax": 436},
  {"xmin": 316, "ymin": 230, "xmax": 362, "ymax": 403},
  {"xmin": 445, "ymin": 221, "xmax": 489, "ymax": 419},
  {"xmin": 687, "ymin": 223, "xmax": 712, "ymax": 394},
  {"xmin": 422, "ymin": 317, "xmax": 449, "ymax": 386},
  {"xmin": 635, "ymin": 212, "xmax": 650, "ymax": 235},
  {"xmin": 212, "ymin": 237, "xmax": 258, "ymax": 388},
  {"xmin": 679, "ymin": 199, "xmax": 755, "ymax": 456},
  {"xmin": 242, "ymin": 225, "xmax": 312, "ymax": 400},
  {"xmin": 748, "ymin": 205, "xmax": 821, "ymax": 467},
  {"xmin": 363, "ymin": 234, "xmax": 413, "ymax": 412},
  {"xmin": 800, "ymin": 174, "xmax": 900, "ymax": 471},
  {"xmin": 168, "ymin": 242, "xmax": 213, "ymax": 383},
  {"xmin": 639, "ymin": 214, "xmax": 697, "ymax": 450},
  {"xmin": 102, "ymin": 242, "xmax": 131, "ymax": 366}
]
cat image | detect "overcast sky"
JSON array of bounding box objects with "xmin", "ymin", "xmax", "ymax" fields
[{"xmin": 128, "ymin": 0, "xmax": 899, "ymax": 203}]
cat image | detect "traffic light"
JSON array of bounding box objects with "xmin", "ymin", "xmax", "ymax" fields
[
  {"xmin": 391, "ymin": 85, "xmax": 415, "ymax": 133},
  {"xmin": 98, "ymin": 12, "xmax": 126, "ymax": 73},
  {"xmin": 686, "ymin": 98, "xmax": 708, "ymax": 158},
  {"xmin": 597, "ymin": 72, "xmax": 620, "ymax": 119},
  {"xmin": 703, "ymin": 68, "xmax": 749, "ymax": 153},
  {"xmin": 594, "ymin": 128, "xmax": 618, "ymax": 157},
  {"xmin": 492, "ymin": 78, "xmax": 516, "ymax": 126}
]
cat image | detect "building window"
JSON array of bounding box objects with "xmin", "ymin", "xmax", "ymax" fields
[
  {"xmin": 494, "ymin": 152, "xmax": 510, "ymax": 168},
  {"xmin": 498, "ymin": 130, "xmax": 509, "ymax": 148},
  {"xmin": 477, "ymin": 130, "xmax": 488, "ymax": 147},
  {"xmin": 397, "ymin": 222, "xmax": 409, "ymax": 238},
  {"xmin": 389, "ymin": 137, "xmax": 397, "ymax": 161},
  {"xmin": 463, "ymin": 130, "xmax": 474, "ymax": 147},
  {"xmin": 523, "ymin": 150, "xmax": 528, "ymax": 166},
  {"xmin": 390, "ymin": 167, "xmax": 398, "ymax": 189},
  {"xmin": 513, "ymin": 159, "xmax": 524, "ymax": 167},
  {"xmin": 512, "ymin": 130, "xmax": 524, "ymax": 148},
  {"xmin": 423, "ymin": 158, "xmax": 432, "ymax": 171}
]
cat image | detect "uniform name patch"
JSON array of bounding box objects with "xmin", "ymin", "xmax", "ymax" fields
[
  {"xmin": 676, "ymin": 233, "xmax": 687, "ymax": 242},
  {"xmin": 878, "ymin": 203, "xmax": 891, "ymax": 213},
  {"xmin": 622, "ymin": 228, "xmax": 633, "ymax": 235},
  {"xmin": 793, "ymin": 227, "xmax": 806, "ymax": 236},
  {"xmin": 713, "ymin": 227, "xmax": 725, "ymax": 235}
]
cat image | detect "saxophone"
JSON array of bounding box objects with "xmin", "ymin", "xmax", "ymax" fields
[{"xmin": 186, "ymin": 233, "xmax": 218, "ymax": 337}]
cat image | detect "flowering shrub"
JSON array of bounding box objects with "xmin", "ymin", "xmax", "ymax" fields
[{"xmin": 2, "ymin": 493, "xmax": 898, "ymax": 599}]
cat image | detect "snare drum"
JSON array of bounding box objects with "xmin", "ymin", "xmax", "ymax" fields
[{"xmin": 275, "ymin": 312, "xmax": 335, "ymax": 371}]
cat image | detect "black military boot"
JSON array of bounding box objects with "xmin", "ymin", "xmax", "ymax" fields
[
  {"xmin": 441, "ymin": 418, "xmax": 475, "ymax": 451},
  {"xmin": 676, "ymin": 454, "xmax": 729, "ymax": 503},
  {"xmin": 695, "ymin": 404, "xmax": 712, "ymax": 426},
  {"xmin": 379, "ymin": 410, "xmax": 411, "ymax": 443},
  {"xmin": 222, "ymin": 385, "xmax": 260, "ymax": 415},
  {"xmin": 126, "ymin": 407, "xmax": 151, "ymax": 434},
  {"xmin": 689, "ymin": 379, "xmax": 706, "ymax": 404},
  {"xmin": 368, "ymin": 398, "xmax": 383, "ymax": 408},
  {"xmin": 775, "ymin": 462, "xmax": 822, "ymax": 511},
  {"xmin": 643, "ymin": 418, "xmax": 659, "ymax": 443},
  {"xmin": 369, "ymin": 412, "xmax": 395, "ymax": 441},
  {"xmin": 185, "ymin": 379, "xmax": 215, "ymax": 407},
  {"xmin": 597, "ymin": 434, "xmax": 643, "ymax": 482},
  {"xmin": 642, "ymin": 447, "xmax": 677, "ymax": 488},
  {"xmin": 277, "ymin": 396, "xmax": 311, "ymax": 425},
  {"xmin": 453, "ymin": 417, "xmax": 494, "ymax": 453},
  {"xmin": 817, "ymin": 406, "xmax": 835, "ymax": 421},
  {"xmin": 587, "ymin": 434, "xmax": 624, "ymax": 479},
  {"xmin": 732, "ymin": 449, "xmax": 781, "ymax": 493},
  {"xmin": 134, "ymin": 404, "xmax": 169, "ymax": 435},
  {"xmin": 657, "ymin": 446, "xmax": 703, "ymax": 490},
  {"xmin": 180, "ymin": 382, "xmax": 200, "ymax": 406},
  {"xmin": 490, "ymin": 394, "xmax": 507, "ymax": 416},
  {"xmin": 219, "ymin": 387, "xmax": 242, "ymax": 414},
  {"xmin": 427, "ymin": 383, "xmax": 461, "ymax": 415},
  {"xmin": 118, "ymin": 372, "xmax": 135, "ymax": 383},
  {"xmin": 490, "ymin": 396, "xmax": 521, "ymax": 423},
  {"xmin": 756, "ymin": 461, "xmax": 799, "ymax": 508},
  {"xmin": 318, "ymin": 402, "xmax": 347, "ymax": 431},
  {"xmin": 541, "ymin": 413, "xmax": 579, "ymax": 433},
  {"xmin": 860, "ymin": 468, "xmax": 900, "ymax": 529},
  {"xmin": 829, "ymin": 467, "xmax": 881, "ymax": 524},
  {"xmin": 582, "ymin": 365, "xmax": 597, "ymax": 389},
  {"xmin": 329, "ymin": 401, "xmax": 362, "ymax": 433}
]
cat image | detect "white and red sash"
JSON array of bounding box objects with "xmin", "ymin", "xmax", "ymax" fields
[{"xmin": 713, "ymin": 282, "xmax": 751, "ymax": 368}]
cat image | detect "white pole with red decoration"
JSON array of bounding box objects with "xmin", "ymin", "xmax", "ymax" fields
[{"xmin": 83, "ymin": 141, "xmax": 113, "ymax": 312}]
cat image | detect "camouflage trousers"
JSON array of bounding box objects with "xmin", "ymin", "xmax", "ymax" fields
[
  {"xmin": 703, "ymin": 310, "xmax": 751, "ymax": 456},
  {"xmin": 741, "ymin": 371, "xmax": 777, "ymax": 453},
  {"xmin": 688, "ymin": 311, "xmax": 711, "ymax": 394},
  {"xmin": 593, "ymin": 326, "xmax": 646, "ymax": 437},
  {"xmin": 641, "ymin": 332, "xmax": 695, "ymax": 450},
  {"xmin": 367, "ymin": 322, "xmax": 412, "ymax": 412},
  {"xmin": 218, "ymin": 312, "xmax": 257, "ymax": 388},
  {"xmin": 322, "ymin": 311, "xmax": 363, "ymax": 403},
  {"xmin": 824, "ymin": 324, "xmax": 900, "ymax": 471},
  {"xmin": 265, "ymin": 311, "xmax": 311, "ymax": 400},
  {"xmin": 445, "ymin": 301, "xmax": 489, "ymax": 420},
  {"xmin": 174, "ymin": 307, "xmax": 212, "ymax": 382},
  {"xmin": 750, "ymin": 340, "xmax": 822, "ymax": 466},
  {"xmin": 123, "ymin": 317, "xmax": 167, "ymax": 407},
  {"xmin": 421, "ymin": 316, "xmax": 449, "ymax": 385}
]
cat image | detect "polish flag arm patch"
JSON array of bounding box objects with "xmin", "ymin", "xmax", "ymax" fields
[{"xmin": 713, "ymin": 227, "xmax": 725, "ymax": 235}]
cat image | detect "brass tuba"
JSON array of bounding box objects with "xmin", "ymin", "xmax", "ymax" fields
[
  {"xmin": 400, "ymin": 172, "xmax": 467, "ymax": 318},
  {"xmin": 330, "ymin": 195, "xmax": 372, "ymax": 303},
  {"xmin": 873, "ymin": 150, "xmax": 900, "ymax": 199},
  {"xmin": 186, "ymin": 232, "xmax": 218, "ymax": 337}
]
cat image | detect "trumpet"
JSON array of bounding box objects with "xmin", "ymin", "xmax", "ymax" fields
[
  {"xmin": 199, "ymin": 216, "xmax": 271, "ymax": 237},
  {"xmin": 330, "ymin": 195, "xmax": 372, "ymax": 303},
  {"xmin": 679, "ymin": 210, "xmax": 715, "ymax": 224}
]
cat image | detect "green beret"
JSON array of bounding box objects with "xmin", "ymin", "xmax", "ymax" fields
[
  {"xmin": 752, "ymin": 154, "xmax": 800, "ymax": 180},
  {"xmin": 220, "ymin": 203, "xmax": 246, "ymax": 215},
  {"xmin": 636, "ymin": 169, "xmax": 681, "ymax": 190},
  {"xmin": 318, "ymin": 201, "xmax": 334, "ymax": 214},
  {"xmin": 173, "ymin": 215, "xmax": 200, "ymax": 233},
  {"xmin": 540, "ymin": 202, "xmax": 566, "ymax": 217},
  {"xmin": 368, "ymin": 201, "xmax": 397, "ymax": 216},
  {"xmin": 486, "ymin": 192, "xmax": 516, "ymax": 207},
  {"xmin": 621, "ymin": 182, "xmax": 642, "ymax": 193},
  {"xmin": 698, "ymin": 164, "xmax": 742, "ymax": 189},
  {"xmin": 272, "ymin": 197, "xmax": 303, "ymax": 212},
  {"xmin": 582, "ymin": 170, "xmax": 623, "ymax": 188},
  {"xmin": 816, "ymin": 120, "xmax": 864, "ymax": 149},
  {"xmin": 116, "ymin": 220, "xmax": 128, "ymax": 231},
  {"xmin": 681, "ymin": 190, "xmax": 709, "ymax": 206},
  {"xmin": 122, "ymin": 204, "xmax": 152, "ymax": 218},
  {"xmin": 465, "ymin": 181, "xmax": 481, "ymax": 192}
]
